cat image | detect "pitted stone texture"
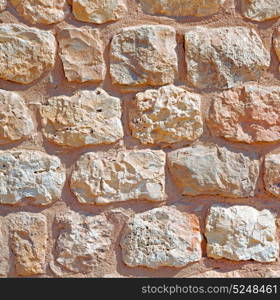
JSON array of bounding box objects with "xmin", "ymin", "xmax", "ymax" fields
[
  {"xmin": 0, "ymin": 0, "xmax": 6, "ymax": 11},
  {"xmin": 0, "ymin": 24, "xmax": 56, "ymax": 84},
  {"xmin": 0, "ymin": 150, "xmax": 65, "ymax": 205},
  {"xmin": 129, "ymin": 85, "xmax": 203, "ymax": 145},
  {"xmin": 264, "ymin": 151, "xmax": 280, "ymax": 198},
  {"xmin": 206, "ymin": 205, "xmax": 279, "ymax": 262},
  {"xmin": 71, "ymin": 149, "xmax": 166, "ymax": 204},
  {"xmin": 10, "ymin": 0, "xmax": 69, "ymax": 24},
  {"xmin": 0, "ymin": 219, "xmax": 8, "ymax": 277},
  {"xmin": 139, "ymin": 0, "xmax": 225, "ymax": 17},
  {"xmin": 241, "ymin": 0, "xmax": 280, "ymax": 22},
  {"xmin": 72, "ymin": 0, "xmax": 127, "ymax": 24},
  {"xmin": 184, "ymin": 26, "xmax": 270, "ymax": 89},
  {"xmin": 58, "ymin": 27, "xmax": 105, "ymax": 83},
  {"xmin": 55, "ymin": 211, "xmax": 114, "ymax": 273},
  {"xmin": 110, "ymin": 25, "xmax": 177, "ymax": 88},
  {"xmin": 0, "ymin": 89, "xmax": 34, "ymax": 145},
  {"xmin": 274, "ymin": 28, "xmax": 280, "ymax": 70},
  {"xmin": 40, "ymin": 89, "xmax": 123, "ymax": 147},
  {"xmin": 7, "ymin": 212, "xmax": 47, "ymax": 275},
  {"xmin": 167, "ymin": 144, "xmax": 259, "ymax": 197},
  {"xmin": 208, "ymin": 85, "xmax": 280, "ymax": 143},
  {"xmin": 120, "ymin": 206, "xmax": 201, "ymax": 268}
]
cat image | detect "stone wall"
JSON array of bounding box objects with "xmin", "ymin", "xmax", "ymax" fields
[{"xmin": 0, "ymin": 0, "xmax": 280, "ymax": 278}]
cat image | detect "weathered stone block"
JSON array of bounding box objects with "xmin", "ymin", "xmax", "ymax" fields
[
  {"xmin": 0, "ymin": 218, "xmax": 8, "ymax": 277},
  {"xmin": 55, "ymin": 211, "xmax": 114, "ymax": 273},
  {"xmin": 264, "ymin": 150, "xmax": 280, "ymax": 198},
  {"xmin": 72, "ymin": 0, "xmax": 127, "ymax": 24},
  {"xmin": 129, "ymin": 85, "xmax": 203, "ymax": 145},
  {"xmin": 7, "ymin": 212, "xmax": 48, "ymax": 275},
  {"xmin": 0, "ymin": 24, "xmax": 56, "ymax": 84},
  {"xmin": 208, "ymin": 84, "xmax": 280, "ymax": 143},
  {"xmin": 167, "ymin": 144, "xmax": 259, "ymax": 197},
  {"xmin": 58, "ymin": 27, "xmax": 106, "ymax": 83},
  {"xmin": 0, "ymin": 150, "xmax": 65, "ymax": 205},
  {"xmin": 71, "ymin": 149, "xmax": 166, "ymax": 204},
  {"xmin": 10, "ymin": 0, "xmax": 69, "ymax": 24},
  {"xmin": 0, "ymin": 89, "xmax": 34, "ymax": 144},
  {"xmin": 241, "ymin": 0, "xmax": 280, "ymax": 22},
  {"xmin": 184, "ymin": 26, "xmax": 270, "ymax": 89},
  {"xmin": 40, "ymin": 89, "xmax": 123, "ymax": 147},
  {"xmin": 206, "ymin": 205, "xmax": 279, "ymax": 262},
  {"xmin": 120, "ymin": 206, "xmax": 202, "ymax": 268},
  {"xmin": 110, "ymin": 25, "xmax": 177, "ymax": 88},
  {"xmin": 139, "ymin": 0, "xmax": 225, "ymax": 17},
  {"xmin": 274, "ymin": 27, "xmax": 280, "ymax": 70}
]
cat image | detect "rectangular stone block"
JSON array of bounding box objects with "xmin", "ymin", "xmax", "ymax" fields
[
  {"xmin": 184, "ymin": 26, "xmax": 270, "ymax": 89},
  {"xmin": 120, "ymin": 206, "xmax": 202, "ymax": 268},
  {"xmin": 71, "ymin": 149, "xmax": 166, "ymax": 204},
  {"xmin": 167, "ymin": 144, "xmax": 259, "ymax": 197},
  {"xmin": 110, "ymin": 25, "xmax": 177, "ymax": 89},
  {"xmin": 7, "ymin": 212, "xmax": 48, "ymax": 276},
  {"xmin": 206, "ymin": 205, "xmax": 279, "ymax": 262}
]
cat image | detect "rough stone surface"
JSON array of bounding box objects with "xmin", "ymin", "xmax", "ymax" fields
[
  {"xmin": 7, "ymin": 212, "xmax": 47, "ymax": 275},
  {"xmin": 120, "ymin": 206, "xmax": 202, "ymax": 268},
  {"xmin": 55, "ymin": 211, "xmax": 114, "ymax": 273},
  {"xmin": 205, "ymin": 205, "xmax": 279, "ymax": 262},
  {"xmin": 58, "ymin": 27, "xmax": 106, "ymax": 83},
  {"xmin": 0, "ymin": 24, "xmax": 56, "ymax": 84},
  {"xmin": 0, "ymin": 0, "xmax": 6, "ymax": 11},
  {"xmin": 208, "ymin": 84, "xmax": 280, "ymax": 143},
  {"xmin": 241, "ymin": 0, "xmax": 280, "ymax": 22},
  {"xmin": 72, "ymin": 0, "xmax": 128, "ymax": 24},
  {"xmin": 0, "ymin": 89, "xmax": 34, "ymax": 144},
  {"xmin": 167, "ymin": 144, "xmax": 259, "ymax": 197},
  {"xmin": 129, "ymin": 85, "xmax": 203, "ymax": 145},
  {"xmin": 71, "ymin": 149, "xmax": 166, "ymax": 204},
  {"xmin": 10, "ymin": 0, "xmax": 69, "ymax": 24},
  {"xmin": 184, "ymin": 26, "xmax": 270, "ymax": 89},
  {"xmin": 264, "ymin": 151, "xmax": 280, "ymax": 198},
  {"xmin": 274, "ymin": 27, "xmax": 280, "ymax": 70},
  {"xmin": 40, "ymin": 89, "xmax": 123, "ymax": 147},
  {"xmin": 0, "ymin": 150, "xmax": 65, "ymax": 205},
  {"xmin": 139, "ymin": 0, "xmax": 225, "ymax": 17},
  {"xmin": 0, "ymin": 219, "xmax": 8, "ymax": 277},
  {"xmin": 110, "ymin": 25, "xmax": 177, "ymax": 88}
]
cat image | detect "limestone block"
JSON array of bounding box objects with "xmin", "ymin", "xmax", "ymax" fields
[
  {"xmin": 208, "ymin": 84, "xmax": 280, "ymax": 143},
  {"xmin": 0, "ymin": 24, "xmax": 56, "ymax": 84},
  {"xmin": 72, "ymin": 0, "xmax": 127, "ymax": 24},
  {"xmin": 0, "ymin": 89, "xmax": 34, "ymax": 144},
  {"xmin": 184, "ymin": 26, "xmax": 270, "ymax": 89},
  {"xmin": 0, "ymin": 150, "xmax": 65, "ymax": 205},
  {"xmin": 167, "ymin": 144, "xmax": 259, "ymax": 197},
  {"xmin": 139, "ymin": 0, "xmax": 225, "ymax": 17},
  {"xmin": 71, "ymin": 149, "xmax": 166, "ymax": 204},
  {"xmin": 55, "ymin": 211, "xmax": 114, "ymax": 273},
  {"xmin": 40, "ymin": 89, "xmax": 123, "ymax": 147},
  {"xmin": 10, "ymin": 0, "xmax": 69, "ymax": 24},
  {"xmin": 129, "ymin": 85, "xmax": 203, "ymax": 145},
  {"xmin": 110, "ymin": 25, "xmax": 177, "ymax": 88},
  {"xmin": 264, "ymin": 151, "xmax": 280, "ymax": 198},
  {"xmin": 7, "ymin": 212, "xmax": 48, "ymax": 275},
  {"xmin": 206, "ymin": 205, "xmax": 279, "ymax": 262},
  {"xmin": 241, "ymin": 0, "xmax": 280, "ymax": 22},
  {"xmin": 120, "ymin": 206, "xmax": 202, "ymax": 268},
  {"xmin": 58, "ymin": 27, "xmax": 105, "ymax": 83}
]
